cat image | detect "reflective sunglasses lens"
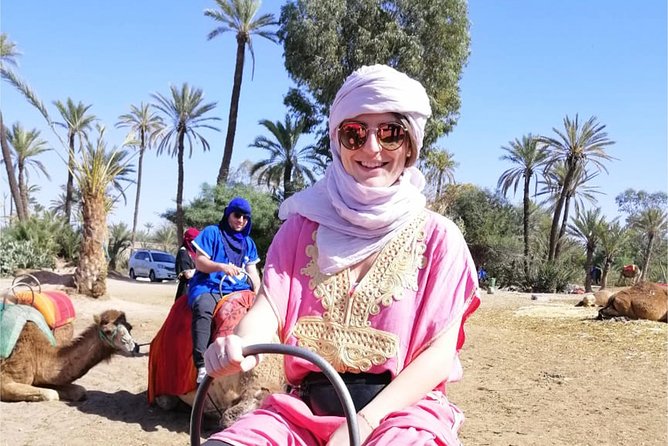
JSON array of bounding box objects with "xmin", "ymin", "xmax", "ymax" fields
[
  {"xmin": 232, "ymin": 211, "xmax": 248, "ymax": 220},
  {"xmin": 339, "ymin": 122, "xmax": 367, "ymax": 150},
  {"xmin": 377, "ymin": 123, "xmax": 406, "ymax": 151}
]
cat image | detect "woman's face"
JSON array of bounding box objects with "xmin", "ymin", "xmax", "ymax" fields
[
  {"xmin": 338, "ymin": 112, "xmax": 410, "ymax": 188},
  {"xmin": 227, "ymin": 210, "xmax": 249, "ymax": 232}
]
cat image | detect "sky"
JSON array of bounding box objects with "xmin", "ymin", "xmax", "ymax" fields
[{"xmin": 2, "ymin": 1, "xmax": 666, "ymax": 231}]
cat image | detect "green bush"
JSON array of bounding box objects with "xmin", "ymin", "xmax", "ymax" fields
[
  {"xmin": 0, "ymin": 237, "xmax": 56, "ymax": 276},
  {"xmin": 528, "ymin": 259, "xmax": 579, "ymax": 293}
]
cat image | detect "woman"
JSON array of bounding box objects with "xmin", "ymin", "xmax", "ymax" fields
[
  {"xmin": 188, "ymin": 197, "xmax": 261, "ymax": 383},
  {"xmin": 174, "ymin": 227, "xmax": 200, "ymax": 301},
  {"xmin": 203, "ymin": 65, "xmax": 480, "ymax": 445}
]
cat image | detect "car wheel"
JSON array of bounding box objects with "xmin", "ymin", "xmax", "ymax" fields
[
  {"xmin": 149, "ymin": 270, "xmax": 156, "ymax": 282},
  {"xmin": 129, "ymin": 269, "xmax": 136, "ymax": 280}
]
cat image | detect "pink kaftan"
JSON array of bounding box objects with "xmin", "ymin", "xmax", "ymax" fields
[{"xmin": 209, "ymin": 210, "xmax": 480, "ymax": 446}]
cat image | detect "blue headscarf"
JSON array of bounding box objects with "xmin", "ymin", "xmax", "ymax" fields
[{"xmin": 218, "ymin": 197, "xmax": 252, "ymax": 267}]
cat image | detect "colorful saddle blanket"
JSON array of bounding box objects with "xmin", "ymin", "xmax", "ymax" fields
[
  {"xmin": 13, "ymin": 290, "xmax": 76, "ymax": 329},
  {"xmin": 0, "ymin": 303, "xmax": 56, "ymax": 359}
]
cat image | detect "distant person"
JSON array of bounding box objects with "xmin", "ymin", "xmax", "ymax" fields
[
  {"xmin": 478, "ymin": 266, "xmax": 488, "ymax": 283},
  {"xmin": 174, "ymin": 227, "xmax": 200, "ymax": 301},
  {"xmin": 590, "ymin": 266, "xmax": 602, "ymax": 285},
  {"xmin": 187, "ymin": 197, "xmax": 261, "ymax": 383}
]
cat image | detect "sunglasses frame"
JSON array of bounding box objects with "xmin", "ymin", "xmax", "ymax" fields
[
  {"xmin": 231, "ymin": 211, "xmax": 250, "ymax": 221},
  {"xmin": 337, "ymin": 120, "xmax": 409, "ymax": 152}
]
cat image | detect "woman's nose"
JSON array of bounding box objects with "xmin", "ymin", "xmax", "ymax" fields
[{"xmin": 361, "ymin": 129, "xmax": 382, "ymax": 154}]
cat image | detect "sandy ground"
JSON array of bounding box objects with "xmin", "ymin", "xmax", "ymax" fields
[{"xmin": 0, "ymin": 277, "xmax": 666, "ymax": 446}]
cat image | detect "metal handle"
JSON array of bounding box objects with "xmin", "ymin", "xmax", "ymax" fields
[
  {"xmin": 218, "ymin": 268, "xmax": 255, "ymax": 296},
  {"xmin": 189, "ymin": 343, "xmax": 360, "ymax": 446}
]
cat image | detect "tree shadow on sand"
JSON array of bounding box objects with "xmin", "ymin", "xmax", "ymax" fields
[{"xmin": 68, "ymin": 389, "xmax": 221, "ymax": 438}]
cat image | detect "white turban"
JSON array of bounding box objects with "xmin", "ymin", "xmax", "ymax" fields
[
  {"xmin": 328, "ymin": 64, "xmax": 432, "ymax": 164},
  {"xmin": 279, "ymin": 65, "xmax": 432, "ymax": 275}
]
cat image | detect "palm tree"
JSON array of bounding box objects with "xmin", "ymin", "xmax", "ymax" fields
[
  {"xmin": 107, "ymin": 222, "xmax": 133, "ymax": 271},
  {"xmin": 73, "ymin": 125, "xmax": 134, "ymax": 297},
  {"xmin": 116, "ymin": 103, "xmax": 164, "ymax": 248},
  {"xmin": 151, "ymin": 83, "xmax": 220, "ymax": 243},
  {"xmin": 6, "ymin": 122, "xmax": 51, "ymax": 216},
  {"xmin": 1, "ymin": 33, "xmax": 26, "ymax": 220},
  {"xmin": 49, "ymin": 184, "xmax": 82, "ymax": 221},
  {"xmin": 598, "ymin": 218, "xmax": 627, "ymax": 290},
  {"xmin": 568, "ymin": 207, "xmax": 604, "ymax": 292},
  {"xmin": 205, "ymin": 0, "xmax": 278, "ymax": 185},
  {"xmin": 53, "ymin": 98, "xmax": 96, "ymax": 224},
  {"xmin": 540, "ymin": 115, "xmax": 615, "ymax": 261},
  {"xmin": 497, "ymin": 134, "xmax": 549, "ymax": 278},
  {"xmin": 249, "ymin": 114, "xmax": 316, "ymax": 199},
  {"xmin": 628, "ymin": 208, "xmax": 667, "ymax": 282},
  {"xmin": 539, "ymin": 162, "xmax": 602, "ymax": 259},
  {"xmin": 422, "ymin": 147, "xmax": 458, "ymax": 198}
]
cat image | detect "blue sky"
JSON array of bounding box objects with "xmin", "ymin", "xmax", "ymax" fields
[{"xmin": 2, "ymin": 1, "xmax": 666, "ymax": 230}]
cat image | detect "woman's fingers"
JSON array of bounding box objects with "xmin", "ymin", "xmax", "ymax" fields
[{"xmin": 204, "ymin": 335, "xmax": 242, "ymax": 377}]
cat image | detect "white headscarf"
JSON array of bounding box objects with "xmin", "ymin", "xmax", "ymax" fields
[{"xmin": 279, "ymin": 65, "xmax": 432, "ymax": 275}]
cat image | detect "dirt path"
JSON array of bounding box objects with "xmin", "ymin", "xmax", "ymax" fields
[{"xmin": 1, "ymin": 279, "xmax": 666, "ymax": 445}]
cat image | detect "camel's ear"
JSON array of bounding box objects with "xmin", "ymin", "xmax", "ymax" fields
[{"xmin": 94, "ymin": 314, "xmax": 101, "ymax": 325}]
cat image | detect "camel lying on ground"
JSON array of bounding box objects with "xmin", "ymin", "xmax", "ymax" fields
[
  {"xmin": 0, "ymin": 309, "xmax": 137, "ymax": 402},
  {"xmin": 597, "ymin": 283, "xmax": 667, "ymax": 322},
  {"xmin": 176, "ymin": 341, "xmax": 285, "ymax": 427}
]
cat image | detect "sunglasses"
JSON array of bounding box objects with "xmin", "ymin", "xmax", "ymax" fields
[
  {"xmin": 337, "ymin": 121, "xmax": 408, "ymax": 151},
  {"xmin": 231, "ymin": 211, "xmax": 250, "ymax": 221}
]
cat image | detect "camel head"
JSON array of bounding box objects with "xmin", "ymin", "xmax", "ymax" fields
[{"xmin": 93, "ymin": 310, "xmax": 136, "ymax": 356}]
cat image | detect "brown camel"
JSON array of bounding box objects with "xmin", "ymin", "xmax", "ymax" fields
[
  {"xmin": 175, "ymin": 344, "xmax": 286, "ymax": 427},
  {"xmin": 0, "ymin": 309, "xmax": 137, "ymax": 402},
  {"xmin": 597, "ymin": 282, "xmax": 667, "ymax": 322}
]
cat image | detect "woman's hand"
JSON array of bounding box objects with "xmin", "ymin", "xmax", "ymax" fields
[
  {"xmin": 203, "ymin": 335, "xmax": 261, "ymax": 378},
  {"xmin": 326, "ymin": 414, "xmax": 374, "ymax": 446},
  {"xmin": 183, "ymin": 269, "xmax": 195, "ymax": 280},
  {"xmin": 219, "ymin": 263, "xmax": 243, "ymax": 277}
]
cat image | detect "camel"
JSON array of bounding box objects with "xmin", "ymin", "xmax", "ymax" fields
[
  {"xmin": 0, "ymin": 309, "xmax": 137, "ymax": 402},
  {"xmin": 176, "ymin": 341, "xmax": 285, "ymax": 427},
  {"xmin": 597, "ymin": 282, "xmax": 667, "ymax": 322},
  {"xmin": 149, "ymin": 291, "xmax": 285, "ymax": 425},
  {"xmin": 618, "ymin": 264, "xmax": 641, "ymax": 286}
]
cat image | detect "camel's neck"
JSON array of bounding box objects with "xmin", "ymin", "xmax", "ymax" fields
[{"xmin": 47, "ymin": 325, "xmax": 117, "ymax": 385}]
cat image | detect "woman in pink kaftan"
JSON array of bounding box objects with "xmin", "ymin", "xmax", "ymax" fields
[{"xmin": 202, "ymin": 65, "xmax": 481, "ymax": 446}]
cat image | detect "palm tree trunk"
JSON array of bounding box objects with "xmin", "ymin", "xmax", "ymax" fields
[
  {"xmin": 601, "ymin": 258, "xmax": 611, "ymax": 290},
  {"xmin": 0, "ymin": 112, "xmax": 26, "ymax": 221},
  {"xmin": 283, "ymin": 159, "xmax": 294, "ymax": 198},
  {"xmin": 64, "ymin": 132, "xmax": 76, "ymax": 224},
  {"xmin": 131, "ymin": 142, "xmax": 145, "ymax": 249},
  {"xmin": 640, "ymin": 235, "xmax": 654, "ymax": 282},
  {"xmin": 75, "ymin": 190, "xmax": 108, "ymax": 298},
  {"xmin": 554, "ymin": 194, "xmax": 573, "ymax": 260},
  {"xmin": 584, "ymin": 244, "xmax": 594, "ymax": 292},
  {"xmin": 17, "ymin": 161, "xmax": 29, "ymax": 218},
  {"xmin": 548, "ymin": 162, "xmax": 577, "ymax": 261},
  {"xmin": 176, "ymin": 130, "xmax": 185, "ymax": 246},
  {"xmin": 216, "ymin": 35, "xmax": 247, "ymax": 185},
  {"xmin": 522, "ymin": 171, "xmax": 531, "ymax": 279}
]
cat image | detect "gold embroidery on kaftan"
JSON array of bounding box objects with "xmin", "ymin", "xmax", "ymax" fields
[{"xmin": 295, "ymin": 211, "xmax": 428, "ymax": 372}]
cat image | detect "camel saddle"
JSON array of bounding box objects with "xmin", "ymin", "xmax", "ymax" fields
[
  {"xmin": 0, "ymin": 304, "xmax": 57, "ymax": 359},
  {"xmin": 12, "ymin": 290, "xmax": 76, "ymax": 330}
]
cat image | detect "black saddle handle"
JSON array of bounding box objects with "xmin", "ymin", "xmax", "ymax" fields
[{"xmin": 189, "ymin": 343, "xmax": 360, "ymax": 446}]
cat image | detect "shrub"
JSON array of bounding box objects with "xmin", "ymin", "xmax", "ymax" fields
[{"xmin": 0, "ymin": 237, "xmax": 56, "ymax": 276}]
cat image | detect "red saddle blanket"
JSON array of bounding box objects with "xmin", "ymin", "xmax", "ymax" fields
[
  {"xmin": 147, "ymin": 290, "xmax": 255, "ymax": 404},
  {"xmin": 13, "ymin": 290, "xmax": 75, "ymax": 330}
]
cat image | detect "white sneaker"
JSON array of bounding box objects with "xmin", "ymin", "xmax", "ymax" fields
[{"xmin": 196, "ymin": 367, "xmax": 207, "ymax": 384}]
